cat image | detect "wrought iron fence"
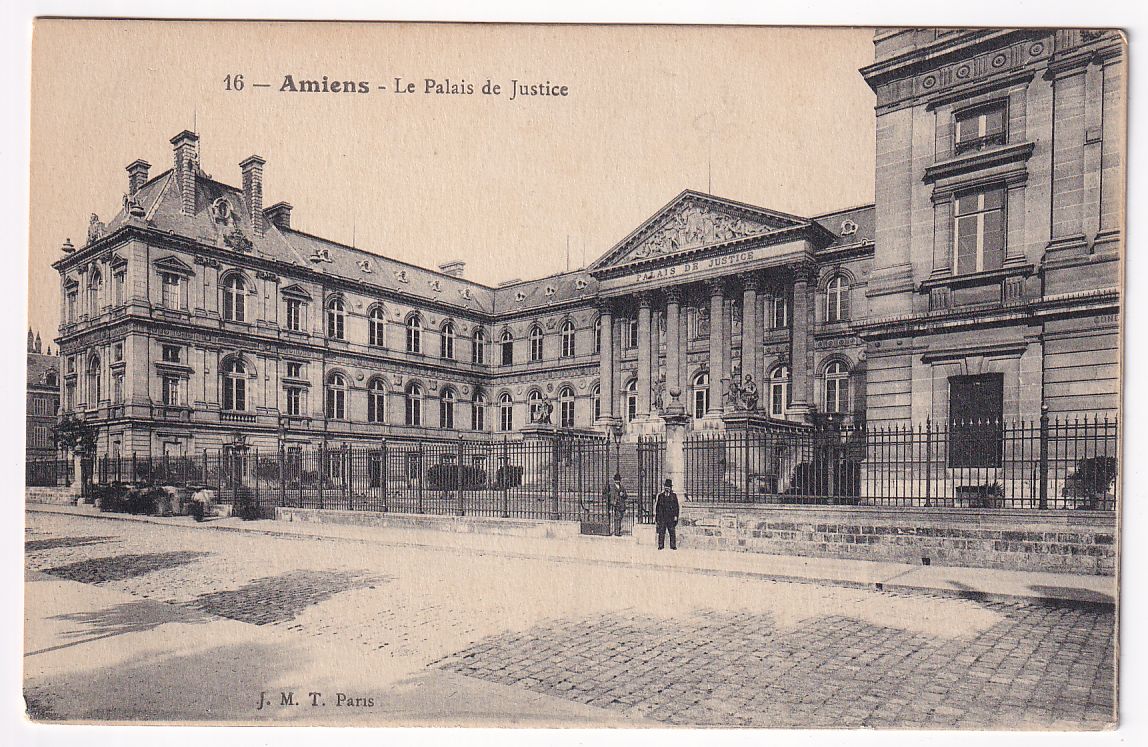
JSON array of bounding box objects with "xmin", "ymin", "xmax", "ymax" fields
[
  {"xmin": 87, "ymin": 433, "xmax": 619, "ymax": 522},
  {"xmin": 685, "ymin": 414, "xmax": 1118, "ymax": 510},
  {"xmin": 26, "ymin": 458, "xmax": 73, "ymax": 487}
]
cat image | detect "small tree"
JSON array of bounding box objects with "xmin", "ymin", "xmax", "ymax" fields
[{"xmin": 52, "ymin": 415, "xmax": 97, "ymax": 457}]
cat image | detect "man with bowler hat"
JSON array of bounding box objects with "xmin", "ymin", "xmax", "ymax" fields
[
  {"xmin": 604, "ymin": 473, "xmax": 628, "ymax": 536},
  {"xmin": 654, "ymin": 478, "xmax": 680, "ymax": 550}
]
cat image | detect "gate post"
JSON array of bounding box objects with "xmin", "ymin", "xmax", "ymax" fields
[
  {"xmin": 380, "ymin": 438, "xmax": 389, "ymax": 513},
  {"xmin": 278, "ymin": 444, "xmax": 286, "ymax": 508},
  {"xmin": 455, "ymin": 435, "xmax": 465, "ymax": 516},
  {"xmin": 344, "ymin": 443, "xmax": 353, "ymax": 511},
  {"xmin": 663, "ymin": 388, "xmax": 689, "ymax": 502},
  {"xmin": 500, "ymin": 438, "xmax": 510, "ymax": 518}
]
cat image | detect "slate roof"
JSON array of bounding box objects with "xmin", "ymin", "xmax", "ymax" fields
[
  {"xmin": 89, "ymin": 160, "xmax": 872, "ymax": 316},
  {"xmin": 27, "ymin": 352, "xmax": 59, "ymax": 390}
]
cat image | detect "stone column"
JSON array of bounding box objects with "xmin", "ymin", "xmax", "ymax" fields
[
  {"xmin": 754, "ymin": 286, "xmax": 767, "ymax": 387},
  {"xmin": 664, "ymin": 287, "xmax": 683, "ymax": 413},
  {"xmin": 707, "ymin": 279, "xmax": 725, "ymax": 415},
  {"xmin": 636, "ymin": 292, "xmax": 653, "ymax": 418},
  {"xmin": 597, "ymin": 302, "xmax": 615, "ymax": 423},
  {"xmin": 740, "ymin": 274, "xmax": 759, "ymax": 396},
  {"xmin": 788, "ymin": 263, "xmax": 816, "ymax": 419}
]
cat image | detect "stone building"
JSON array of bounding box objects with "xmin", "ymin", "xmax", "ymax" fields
[
  {"xmin": 858, "ymin": 28, "xmax": 1124, "ymax": 428},
  {"xmin": 50, "ymin": 28, "xmax": 1122, "ymax": 459},
  {"xmin": 26, "ymin": 330, "xmax": 60, "ymax": 460}
]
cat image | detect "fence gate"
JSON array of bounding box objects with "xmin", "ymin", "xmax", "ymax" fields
[{"xmin": 635, "ymin": 436, "xmax": 664, "ymax": 527}]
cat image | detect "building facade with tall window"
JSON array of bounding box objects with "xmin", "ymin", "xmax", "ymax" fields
[
  {"xmin": 51, "ymin": 28, "xmax": 1122, "ymax": 458},
  {"xmin": 27, "ymin": 330, "xmax": 61, "ymax": 461}
]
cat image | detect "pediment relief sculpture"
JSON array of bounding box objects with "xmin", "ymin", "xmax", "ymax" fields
[{"xmin": 628, "ymin": 204, "xmax": 768, "ymax": 262}]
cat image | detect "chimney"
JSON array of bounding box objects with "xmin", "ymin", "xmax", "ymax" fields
[
  {"xmin": 240, "ymin": 155, "xmax": 266, "ymax": 236},
  {"xmin": 170, "ymin": 130, "xmax": 199, "ymax": 216},
  {"xmin": 265, "ymin": 201, "xmax": 293, "ymax": 230},
  {"xmin": 438, "ymin": 260, "xmax": 466, "ymax": 278},
  {"xmin": 126, "ymin": 159, "xmax": 151, "ymax": 197}
]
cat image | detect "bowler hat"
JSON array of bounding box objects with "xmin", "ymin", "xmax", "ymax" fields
[{"xmin": 663, "ymin": 479, "xmax": 672, "ymax": 487}]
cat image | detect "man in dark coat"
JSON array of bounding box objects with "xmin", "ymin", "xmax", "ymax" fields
[
  {"xmin": 604, "ymin": 473, "xmax": 628, "ymax": 536},
  {"xmin": 654, "ymin": 478, "xmax": 680, "ymax": 550}
]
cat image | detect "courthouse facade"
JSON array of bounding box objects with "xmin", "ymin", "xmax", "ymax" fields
[{"xmin": 51, "ymin": 28, "xmax": 1123, "ymax": 459}]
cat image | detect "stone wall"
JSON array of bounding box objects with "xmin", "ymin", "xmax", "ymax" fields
[
  {"xmin": 276, "ymin": 506, "xmax": 582, "ymax": 539},
  {"xmin": 679, "ymin": 504, "xmax": 1115, "ymax": 575},
  {"xmin": 26, "ymin": 486, "xmax": 80, "ymax": 506}
]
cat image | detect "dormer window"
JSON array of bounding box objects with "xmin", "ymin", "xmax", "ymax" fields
[{"xmin": 954, "ymin": 101, "xmax": 1007, "ymax": 155}]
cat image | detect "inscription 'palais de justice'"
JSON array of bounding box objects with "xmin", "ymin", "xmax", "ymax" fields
[{"xmin": 630, "ymin": 250, "xmax": 758, "ymax": 284}]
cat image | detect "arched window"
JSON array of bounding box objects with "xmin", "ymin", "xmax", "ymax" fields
[
  {"xmin": 770, "ymin": 295, "xmax": 789, "ymax": 330},
  {"xmin": 368, "ymin": 306, "xmax": 386, "ymax": 347},
  {"xmin": 46, "ymin": 371, "xmax": 59, "ymax": 389},
  {"xmin": 87, "ymin": 269, "xmax": 103, "ymax": 315},
  {"xmin": 624, "ymin": 379, "xmax": 639, "ymax": 422},
  {"xmin": 367, "ymin": 378, "xmax": 386, "ymax": 423},
  {"xmin": 325, "ymin": 372, "xmax": 347, "ymax": 420},
  {"xmin": 405, "ymin": 314, "xmax": 422, "ymax": 354},
  {"xmin": 528, "ymin": 389, "xmax": 545, "ymax": 422},
  {"xmin": 326, "ymin": 297, "xmax": 345, "ymax": 339},
  {"xmin": 691, "ymin": 372, "xmax": 709, "ymax": 419},
  {"xmin": 560, "ymin": 320, "xmax": 576, "ymax": 358},
  {"xmin": 440, "ymin": 321, "xmax": 455, "ymax": 360},
  {"xmin": 593, "ymin": 316, "xmax": 602, "ymax": 354},
  {"xmin": 529, "ymin": 324, "xmax": 544, "ymax": 362},
  {"xmin": 405, "ymin": 382, "xmax": 423, "ymax": 426},
  {"xmin": 439, "ymin": 387, "xmax": 456, "ymax": 429},
  {"xmin": 498, "ymin": 392, "xmax": 514, "ymax": 432},
  {"xmin": 222, "ymin": 358, "xmax": 247, "ymax": 411},
  {"xmin": 223, "ymin": 275, "xmax": 246, "ymax": 322},
  {"xmin": 769, "ymin": 365, "xmax": 790, "ymax": 418},
  {"xmin": 824, "ymin": 361, "xmax": 850, "ymax": 414},
  {"xmin": 591, "ymin": 384, "xmax": 601, "ymax": 422},
  {"xmin": 826, "ymin": 275, "xmax": 850, "ymax": 323},
  {"xmin": 558, "ymin": 386, "xmax": 575, "ymax": 428},
  {"xmin": 472, "ymin": 392, "xmax": 487, "ymax": 431},
  {"xmin": 472, "ymin": 329, "xmax": 487, "ymax": 365},
  {"xmin": 87, "ymin": 355, "xmax": 102, "ymax": 405},
  {"xmin": 500, "ymin": 330, "xmax": 514, "ymax": 366}
]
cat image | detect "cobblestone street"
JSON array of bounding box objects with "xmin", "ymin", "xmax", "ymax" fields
[{"xmin": 23, "ymin": 511, "xmax": 1116, "ymax": 727}]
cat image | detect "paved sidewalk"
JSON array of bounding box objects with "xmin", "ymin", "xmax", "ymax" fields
[{"xmin": 27, "ymin": 503, "xmax": 1116, "ymax": 606}]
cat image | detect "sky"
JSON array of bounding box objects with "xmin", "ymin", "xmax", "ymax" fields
[{"xmin": 28, "ymin": 21, "xmax": 876, "ymax": 342}]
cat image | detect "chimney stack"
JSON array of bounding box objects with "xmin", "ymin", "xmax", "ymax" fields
[
  {"xmin": 126, "ymin": 159, "xmax": 151, "ymax": 197},
  {"xmin": 240, "ymin": 155, "xmax": 266, "ymax": 236},
  {"xmin": 438, "ymin": 260, "xmax": 466, "ymax": 278},
  {"xmin": 170, "ymin": 131, "xmax": 199, "ymax": 216},
  {"xmin": 265, "ymin": 201, "xmax": 293, "ymax": 230}
]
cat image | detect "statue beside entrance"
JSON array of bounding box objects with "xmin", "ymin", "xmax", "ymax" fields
[{"xmin": 726, "ymin": 370, "xmax": 760, "ymax": 412}]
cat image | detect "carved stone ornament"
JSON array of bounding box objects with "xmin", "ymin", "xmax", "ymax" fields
[
  {"xmin": 309, "ymin": 248, "xmax": 332, "ymax": 263},
  {"xmin": 394, "ymin": 269, "xmax": 409, "ymax": 284},
  {"xmin": 256, "ymin": 270, "xmax": 279, "ymax": 282},
  {"xmin": 429, "ymin": 280, "xmax": 442, "ymax": 293},
  {"xmin": 459, "ymin": 287, "xmax": 473, "ymax": 301},
  {"xmin": 545, "ymin": 285, "xmax": 557, "ymax": 297},
  {"xmin": 211, "ymin": 197, "xmax": 234, "ymax": 225},
  {"xmin": 223, "ymin": 226, "xmax": 254, "ymax": 253},
  {"xmin": 575, "ymin": 278, "xmax": 588, "ymax": 290},
  {"xmin": 629, "ymin": 202, "xmax": 768, "ymax": 261},
  {"xmin": 194, "ymin": 254, "xmax": 221, "ymax": 269},
  {"xmin": 515, "ymin": 291, "xmax": 527, "ymax": 303},
  {"xmin": 87, "ymin": 214, "xmax": 105, "ymax": 244},
  {"xmin": 840, "ymin": 219, "xmax": 858, "ymax": 236},
  {"xmin": 357, "ymin": 259, "xmax": 373, "ymax": 273}
]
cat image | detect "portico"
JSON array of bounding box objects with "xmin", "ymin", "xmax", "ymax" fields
[{"xmin": 587, "ymin": 190, "xmax": 837, "ymax": 438}]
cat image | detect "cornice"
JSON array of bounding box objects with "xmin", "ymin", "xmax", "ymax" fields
[{"xmin": 923, "ymin": 141, "xmax": 1035, "ymax": 185}]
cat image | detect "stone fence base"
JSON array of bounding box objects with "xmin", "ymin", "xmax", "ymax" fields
[
  {"xmin": 25, "ymin": 486, "xmax": 80, "ymax": 506},
  {"xmin": 679, "ymin": 505, "xmax": 1116, "ymax": 575},
  {"xmin": 275, "ymin": 507, "xmax": 582, "ymax": 539}
]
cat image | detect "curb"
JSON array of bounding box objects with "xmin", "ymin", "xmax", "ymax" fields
[{"xmin": 26, "ymin": 505, "xmax": 1115, "ymax": 609}]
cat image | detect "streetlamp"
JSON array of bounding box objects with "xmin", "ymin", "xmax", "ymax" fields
[{"xmin": 610, "ymin": 419, "xmax": 624, "ymax": 481}]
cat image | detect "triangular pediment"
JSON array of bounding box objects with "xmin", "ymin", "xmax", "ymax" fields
[
  {"xmin": 590, "ymin": 191, "xmax": 810, "ymax": 271},
  {"xmin": 152, "ymin": 254, "xmax": 195, "ymax": 276}
]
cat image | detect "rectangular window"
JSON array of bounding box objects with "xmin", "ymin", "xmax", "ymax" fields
[
  {"xmin": 113, "ymin": 373, "xmax": 124, "ymax": 403},
  {"xmin": 162, "ymin": 376, "xmax": 183, "ymax": 406},
  {"xmin": 285, "ymin": 361, "xmax": 303, "ymax": 379},
  {"xmin": 161, "ymin": 344, "xmax": 181, "ymax": 363},
  {"xmin": 625, "ymin": 319, "xmax": 639, "ymax": 348},
  {"xmin": 286, "ymin": 298, "xmax": 303, "ymax": 331},
  {"xmin": 954, "ymin": 187, "xmax": 1006, "ymax": 275},
  {"xmin": 113, "ymin": 271, "xmax": 125, "ymax": 306},
  {"xmin": 66, "ymin": 290, "xmax": 77, "ymax": 323},
  {"xmin": 770, "ymin": 297, "xmax": 789, "ymax": 330},
  {"xmin": 113, "ymin": 342, "xmax": 124, "ymax": 363},
  {"xmin": 948, "ymin": 373, "xmax": 1004, "ymax": 468},
  {"xmin": 285, "ymin": 386, "xmax": 302, "ymax": 417},
  {"xmin": 501, "ymin": 339, "xmax": 513, "ymax": 366},
  {"xmin": 64, "ymin": 381, "xmax": 75, "ymax": 412},
  {"xmin": 161, "ymin": 273, "xmax": 182, "ymax": 309},
  {"xmin": 955, "ymin": 102, "xmax": 1007, "ymax": 155}
]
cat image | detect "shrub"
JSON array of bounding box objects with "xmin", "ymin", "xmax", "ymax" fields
[
  {"xmin": 1063, "ymin": 456, "xmax": 1118, "ymax": 508},
  {"xmin": 427, "ymin": 463, "xmax": 488, "ymax": 491},
  {"xmin": 492, "ymin": 465, "xmax": 524, "ymax": 489},
  {"xmin": 233, "ymin": 487, "xmax": 262, "ymax": 520}
]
